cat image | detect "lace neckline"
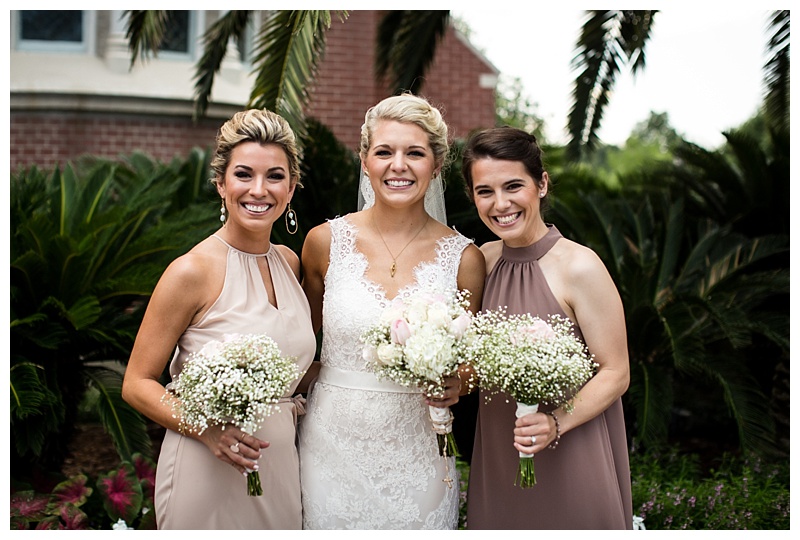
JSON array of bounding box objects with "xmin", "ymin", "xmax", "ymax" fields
[
  {"xmin": 212, "ymin": 234, "xmax": 271, "ymax": 257},
  {"xmin": 342, "ymin": 215, "xmax": 453, "ymax": 303}
]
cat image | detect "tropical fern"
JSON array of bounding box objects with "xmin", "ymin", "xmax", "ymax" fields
[{"xmin": 10, "ymin": 154, "xmax": 218, "ymax": 474}]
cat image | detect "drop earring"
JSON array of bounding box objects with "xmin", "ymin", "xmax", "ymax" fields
[
  {"xmin": 220, "ymin": 200, "xmax": 226, "ymax": 223},
  {"xmin": 285, "ymin": 204, "xmax": 298, "ymax": 235}
]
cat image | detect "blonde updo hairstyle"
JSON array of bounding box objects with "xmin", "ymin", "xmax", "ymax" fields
[
  {"xmin": 359, "ymin": 93, "xmax": 450, "ymax": 171},
  {"xmin": 210, "ymin": 109, "xmax": 302, "ymax": 188}
]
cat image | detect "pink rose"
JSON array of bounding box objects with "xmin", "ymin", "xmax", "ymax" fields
[
  {"xmin": 390, "ymin": 318, "xmax": 412, "ymax": 345},
  {"xmin": 450, "ymin": 313, "xmax": 471, "ymax": 338},
  {"xmin": 522, "ymin": 320, "xmax": 557, "ymax": 341}
]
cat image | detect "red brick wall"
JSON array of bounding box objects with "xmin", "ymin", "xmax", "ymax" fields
[
  {"xmin": 423, "ymin": 27, "xmax": 498, "ymax": 140},
  {"xmin": 10, "ymin": 111, "xmax": 221, "ymax": 172}
]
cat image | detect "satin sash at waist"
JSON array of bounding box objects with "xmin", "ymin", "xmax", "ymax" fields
[{"xmin": 317, "ymin": 365, "xmax": 419, "ymax": 394}]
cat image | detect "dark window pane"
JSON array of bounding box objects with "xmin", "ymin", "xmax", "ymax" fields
[
  {"xmin": 21, "ymin": 10, "xmax": 82, "ymax": 42},
  {"xmin": 161, "ymin": 11, "xmax": 190, "ymax": 53}
]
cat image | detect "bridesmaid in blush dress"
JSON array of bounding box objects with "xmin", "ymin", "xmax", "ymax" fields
[
  {"xmin": 462, "ymin": 126, "xmax": 632, "ymax": 529},
  {"xmin": 122, "ymin": 110, "xmax": 316, "ymax": 529}
]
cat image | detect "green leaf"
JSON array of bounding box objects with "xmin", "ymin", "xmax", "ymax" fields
[
  {"xmin": 567, "ymin": 10, "xmax": 657, "ymax": 160},
  {"xmin": 85, "ymin": 367, "xmax": 152, "ymax": 462},
  {"xmin": 192, "ymin": 10, "xmax": 253, "ymax": 120},
  {"xmin": 375, "ymin": 11, "xmax": 450, "ymax": 94},
  {"xmin": 124, "ymin": 10, "xmax": 170, "ymax": 67},
  {"xmin": 249, "ymin": 10, "xmax": 333, "ymax": 144},
  {"xmin": 10, "ymin": 363, "xmax": 60, "ymax": 420}
]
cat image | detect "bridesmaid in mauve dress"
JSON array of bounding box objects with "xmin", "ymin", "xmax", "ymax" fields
[
  {"xmin": 123, "ymin": 109, "xmax": 316, "ymax": 529},
  {"xmin": 461, "ymin": 126, "xmax": 632, "ymax": 529}
]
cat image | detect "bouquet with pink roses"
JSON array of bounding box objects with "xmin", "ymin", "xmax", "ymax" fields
[
  {"xmin": 464, "ymin": 309, "xmax": 597, "ymax": 487},
  {"xmin": 361, "ymin": 289, "xmax": 472, "ymax": 460}
]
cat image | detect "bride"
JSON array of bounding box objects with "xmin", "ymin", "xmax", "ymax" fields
[{"xmin": 298, "ymin": 93, "xmax": 485, "ymax": 529}]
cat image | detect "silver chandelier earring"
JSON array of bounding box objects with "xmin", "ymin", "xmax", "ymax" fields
[
  {"xmin": 285, "ymin": 204, "xmax": 298, "ymax": 234},
  {"xmin": 220, "ymin": 200, "xmax": 226, "ymax": 223}
]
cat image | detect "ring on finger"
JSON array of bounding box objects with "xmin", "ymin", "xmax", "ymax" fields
[
  {"xmin": 230, "ymin": 443, "xmax": 240, "ymax": 453},
  {"xmin": 530, "ymin": 435, "xmax": 536, "ymax": 446}
]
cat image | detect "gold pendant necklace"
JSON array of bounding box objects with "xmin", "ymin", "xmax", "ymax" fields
[{"xmin": 373, "ymin": 214, "xmax": 430, "ymax": 278}]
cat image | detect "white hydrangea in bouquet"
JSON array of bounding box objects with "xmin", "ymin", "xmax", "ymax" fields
[
  {"xmin": 163, "ymin": 333, "xmax": 301, "ymax": 496},
  {"xmin": 361, "ymin": 289, "xmax": 472, "ymax": 460},
  {"xmin": 464, "ymin": 309, "xmax": 597, "ymax": 488}
]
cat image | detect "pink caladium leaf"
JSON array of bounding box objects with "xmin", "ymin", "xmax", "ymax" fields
[
  {"xmin": 139, "ymin": 476, "xmax": 155, "ymax": 504},
  {"xmin": 10, "ymin": 490, "xmax": 50, "ymax": 520},
  {"xmin": 11, "ymin": 515, "xmax": 30, "ymax": 530},
  {"xmin": 58, "ymin": 503, "xmax": 90, "ymax": 530},
  {"xmin": 34, "ymin": 516, "xmax": 61, "ymax": 530},
  {"xmin": 50, "ymin": 474, "xmax": 92, "ymax": 508},
  {"xmin": 96, "ymin": 462, "xmax": 143, "ymax": 524},
  {"xmin": 132, "ymin": 452, "xmax": 157, "ymax": 486}
]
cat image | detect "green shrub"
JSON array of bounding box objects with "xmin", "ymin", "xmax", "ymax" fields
[
  {"xmin": 456, "ymin": 450, "xmax": 789, "ymax": 530},
  {"xmin": 10, "ymin": 154, "xmax": 217, "ymax": 475},
  {"xmin": 631, "ymin": 449, "xmax": 790, "ymax": 529}
]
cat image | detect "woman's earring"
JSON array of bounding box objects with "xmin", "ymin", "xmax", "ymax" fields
[
  {"xmin": 285, "ymin": 204, "xmax": 298, "ymax": 235},
  {"xmin": 539, "ymin": 192, "xmax": 545, "ymax": 198},
  {"xmin": 220, "ymin": 200, "xmax": 226, "ymax": 222}
]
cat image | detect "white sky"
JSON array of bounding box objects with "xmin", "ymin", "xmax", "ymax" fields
[{"xmin": 452, "ymin": 7, "xmax": 771, "ymax": 149}]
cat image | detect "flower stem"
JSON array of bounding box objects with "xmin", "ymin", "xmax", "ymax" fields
[
  {"xmin": 437, "ymin": 432, "xmax": 460, "ymax": 458},
  {"xmin": 515, "ymin": 456, "xmax": 536, "ymax": 488},
  {"xmin": 247, "ymin": 471, "xmax": 263, "ymax": 496}
]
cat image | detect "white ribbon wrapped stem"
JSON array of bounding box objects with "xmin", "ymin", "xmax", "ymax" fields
[
  {"xmin": 428, "ymin": 405, "xmax": 454, "ymax": 435},
  {"xmin": 515, "ymin": 402, "xmax": 539, "ymax": 458}
]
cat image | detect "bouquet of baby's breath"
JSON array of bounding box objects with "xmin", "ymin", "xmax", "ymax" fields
[
  {"xmin": 464, "ymin": 309, "xmax": 597, "ymax": 487},
  {"xmin": 361, "ymin": 289, "xmax": 472, "ymax": 462},
  {"xmin": 164, "ymin": 333, "xmax": 301, "ymax": 496}
]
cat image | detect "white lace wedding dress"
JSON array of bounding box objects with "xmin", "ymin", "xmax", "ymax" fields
[{"xmin": 299, "ymin": 215, "xmax": 471, "ymax": 529}]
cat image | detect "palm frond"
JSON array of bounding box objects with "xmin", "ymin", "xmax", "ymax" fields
[
  {"xmin": 375, "ymin": 11, "xmax": 450, "ymax": 94},
  {"xmin": 577, "ymin": 192, "xmax": 627, "ymax": 278},
  {"xmin": 10, "ymin": 363, "xmax": 60, "ymax": 420},
  {"xmin": 653, "ymin": 198, "xmax": 684, "ymax": 308},
  {"xmin": 763, "ymin": 10, "xmax": 790, "ymax": 132},
  {"xmin": 85, "ymin": 367, "xmax": 152, "ymax": 462},
  {"xmin": 124, "ymin": 10, "xmax": 171, "ymax": 68},
  {"xmin": 9, "ymin": 362, "xmax": 64, "ymax": 456},
  {"xmin": 192, "ymin": 10, "xmax": 253, "ymax": 120},
  {"xmin": 706, "ymin": 358, "xmax": 777, "ymax": 454},
  {"xmin": 701, "ymin": 234, "xmax": 788, "ymax": 295},
  {"xmin": 567, "ymin": 10, "xmax": 657, "ymax": 161},
  {"xmin": 375, "ymin": 11, "xmax": 405, "ymax": 86},
  {"xmin": 616, "ymin": 10, "xmax": 656, "ymax": 73},
  {"xmin": 249, "ymin": 10, "xmax": 335, "ymax": 144},
  {"xmin": 626, "ymin": 361, "xmax": 673, "ymax": 447},
  {"xmin": 720, "ymin": 130, "xmax": 768, "ymax": 202}
]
